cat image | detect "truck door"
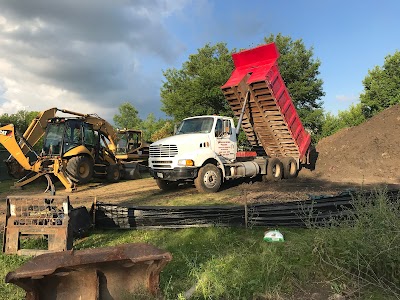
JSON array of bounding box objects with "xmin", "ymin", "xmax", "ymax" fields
[{"xmin": 214, "ymin": 119, "xmax": 236, "ymax": 161}]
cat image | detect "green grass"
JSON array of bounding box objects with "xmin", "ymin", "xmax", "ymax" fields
[
  {"xmin": 1, "ymin": 189, "xmax": 398, "ymax": 299},
  {"xmin": 0, "ymin": 179, "xmax": 50, "ymax": 195},
  {"xmin": 0, "ymin": 254, "xmax": 30, "ymax": 300},
  {"xmin": 0, "ymin": 180, "xmax": 14, "ymax": 194}
]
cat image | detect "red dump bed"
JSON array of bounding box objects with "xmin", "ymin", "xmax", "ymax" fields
[{"xmin": 221, "ymin": 42, "xmax": 311, "ymax": 161}]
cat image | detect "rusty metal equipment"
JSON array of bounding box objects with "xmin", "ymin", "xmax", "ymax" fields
[
  {"xmin": 5, "ymin": 243, "xmax": 172, "ymax": 299},
  {"xmin": 2, "ymin": 195, "xmax": 72, "ymax": 256}
]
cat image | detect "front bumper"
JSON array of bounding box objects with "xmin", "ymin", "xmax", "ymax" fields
[{"xmin": 150, "ymin": 167, "xmax": 198, "ymax": 181}]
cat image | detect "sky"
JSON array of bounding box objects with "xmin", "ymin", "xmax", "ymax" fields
[{"xmin": 0, "ymin": 0, "xmax": 399, "ymax": 122}]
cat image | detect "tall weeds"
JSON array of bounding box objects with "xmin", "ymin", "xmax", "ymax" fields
[{"xmin": 312, "ymin": 189, "xmax": 400, "ymax": 298}]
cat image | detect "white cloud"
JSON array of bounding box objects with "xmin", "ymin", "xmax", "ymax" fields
[{"xmin": 335, "ymin": 94, "xmax": 359, "ymax": 102}]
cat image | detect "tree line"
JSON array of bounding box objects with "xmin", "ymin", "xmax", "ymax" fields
[{"xmin": 2, "ymin": 33, "xmax": 399, "ymax": 144}]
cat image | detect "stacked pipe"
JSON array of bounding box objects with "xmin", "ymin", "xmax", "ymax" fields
[{"xmin": 93, "ymin": 189, "xmax": 399, "ymax": 229}]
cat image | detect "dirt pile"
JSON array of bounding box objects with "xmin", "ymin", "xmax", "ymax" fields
[{"xmin": 313, "ymin": 104, "xmax": 400, "ymax": 184}]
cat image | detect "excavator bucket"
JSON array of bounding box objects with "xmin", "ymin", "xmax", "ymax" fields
[
  {"xmin": 6, "ymin": 243, "xmax": 172, "ymax": 299},
  {"xmin": 221, "ymin": 42, "xmax": 311, "ymax": 161}
]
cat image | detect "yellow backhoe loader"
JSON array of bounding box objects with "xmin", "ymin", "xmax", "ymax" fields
[{"xmin": 0, "ymin": 108, "xmax": 121, "ymax": 192}]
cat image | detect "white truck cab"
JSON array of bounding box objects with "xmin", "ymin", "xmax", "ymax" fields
[{"xmin": 149, "ymin": 115, "xmax": 240, "ymax": 192}]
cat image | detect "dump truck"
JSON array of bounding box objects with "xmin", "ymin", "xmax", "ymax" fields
[
  {"xmin": 148, "ymin": 42, "xmax": 312, "ymax": 193},
  {"xmin": 0, "ymin": 108, "xmax": 123, "ymax": 191}
]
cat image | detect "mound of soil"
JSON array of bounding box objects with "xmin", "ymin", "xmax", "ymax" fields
[{"xmin": 313, "ymin": 104, "xmax": 400, "ymax": 184}]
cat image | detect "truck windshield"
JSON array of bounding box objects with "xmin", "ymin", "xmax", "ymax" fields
[{"xmin": 176, "ymin": 117, "xmax": 214, "ymax": 134}]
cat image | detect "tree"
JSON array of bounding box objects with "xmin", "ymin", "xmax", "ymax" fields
[
  {"xmin": 320, "ymin": 103, "xmax": 366, "ymax": 139},
  {"xmin": 0, "ymin": 109, "xmax": 41, "ymax": 151},
  {"xmin": 161, "ymin": 43, "xmax": 234, "ymax": 121},
  {"xmin": 151, "ymin": 121, "xmax": 174, "ymax": 141},
  {"xmin": 141, "ymin": 113, "xmax": 170, "ymax": 142},
  {"xmin": 0, "ymin": 110, "xmax": 39, "ymax": 134},
  {"xmin": 264, "ymin": 34, "xmax": 325, "ymax": 134},
  {"xmin": 113, "ymin": 102, "xmax": 142, "ymax": 129},
  {"xmin": 360, "ymin": 51, "xmax": 400, "ymax": 118}
]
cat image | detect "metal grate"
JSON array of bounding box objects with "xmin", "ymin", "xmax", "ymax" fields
[
  {"xmin": 3, "ymin": 195, "xmax": 72, "ymax": 255},
  {"xmin": 9, "ymin": 197, "xmax": 68, "ymax": 226},
  {"xmin": 149, "ymin": 144, "xmax": 178, "ymax": 158}
]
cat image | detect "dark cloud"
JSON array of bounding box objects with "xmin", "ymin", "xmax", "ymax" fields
[
  {"xmin": 0, "ymin": 0, "xmax": 187, "ymax": 119},
  {"xmin": 0, "ymin": 0, "xmax": 182, "ymax": 61}
]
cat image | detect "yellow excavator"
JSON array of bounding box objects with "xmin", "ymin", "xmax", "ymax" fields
[{"xmin": 0, "ymin": 108, "xmax": 121, "ymax": 192}]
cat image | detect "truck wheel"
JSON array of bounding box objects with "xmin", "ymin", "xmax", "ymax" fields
[
  {"xmin": 156, "ymin": 179, "xmax": 178, "ymax": 191},
  {"xmin": 66, "ymin": 156, "xmax": 94, "ymax": 184},
  {"xmin": 266, "ymin": 158, "xmax": 283, "ymax": 181},
  {"xmin": 106, "ymin": 164, "xmax": 120, "ymax": 182},
  {"xmin": 281, "ymin": 157, "xmax": 298, "ymax": 179},
  {"xmin": 194, "ymin": 163, "xmax": 222, "ymax": 193}
]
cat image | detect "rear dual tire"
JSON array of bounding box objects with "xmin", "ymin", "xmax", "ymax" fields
[
  {"xmin": 262, "ymin": 157, "xmax": 298, "ymax": 181},
  {"xmin": 281, "ymin": 157, "xmax": 298, "ymax": 179},
  {"xmin": 265, "ymin": 158, "xmax": 284, "ymax": 181}
]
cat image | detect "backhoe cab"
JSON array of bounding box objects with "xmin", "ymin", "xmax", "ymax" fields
[
  {"xmin": 115, "ymin": 129, "xmax": 149, "ymax": 164},
  {"xmin": 42, "ymin": 117, "xmax": 120, "ymax": 185}
]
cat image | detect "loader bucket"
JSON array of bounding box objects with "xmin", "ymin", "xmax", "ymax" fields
[
  {"xmin": 122, "ymin": 162, "xmax": 142, "ymax": 180},
  {"xmin": 5, "ymin": 243, "xmax": 172, "ymax": 299}
]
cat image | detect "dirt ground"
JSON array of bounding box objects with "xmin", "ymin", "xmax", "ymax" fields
[
  {"xmin": 314, "ymin": 103, "xmax": 400, "ymax": 184},
  {"xmin": 1, "ymin": 104, "xmax": 399, "ymax": 226}
]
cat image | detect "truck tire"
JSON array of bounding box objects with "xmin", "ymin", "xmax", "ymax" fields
[
  {"xmin": 194, "ymin": 163, "xmax": 222, "ymax": 193},
  {"xmin": 281, "ymin": 157, "xmax": 298, "ymax": 179},
  {"xmin": 266, "ymin": 158, "xmax": 283, "ymax": 181},
  {"xmin": 66, "ymin": 156, "xmax": 94, "ymax": 184},
  {"xmin": 106, "ymin": 164, "xmax": 121, "ymax": 182},
  {"xmin": 156, "ymin": 179, "xmax": 178, "ymax": 191}
]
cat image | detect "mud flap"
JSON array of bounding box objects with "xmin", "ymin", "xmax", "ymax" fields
[{"xmin": 6, "ymin": 243, "xmax": 172, "ymax": 299}]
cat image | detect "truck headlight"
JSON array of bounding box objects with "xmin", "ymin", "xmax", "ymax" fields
[{"xmin": 178, "ymin": 159, "xmax": 194, "ymax": 166}]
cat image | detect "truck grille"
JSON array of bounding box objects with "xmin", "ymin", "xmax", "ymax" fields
[{"xmin": 150, "ymin": 144, "xmax": 178, "ymax": 158}]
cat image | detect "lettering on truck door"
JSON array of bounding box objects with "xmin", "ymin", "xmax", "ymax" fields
[{"xmin": 215, "ymin": 119, "xmax": 236, "ymax": 161}]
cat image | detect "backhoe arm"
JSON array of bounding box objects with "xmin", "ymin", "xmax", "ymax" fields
[
  {"xmin": 83, "ymin": 116, "xmax": 118, "ymax": 152},
  {"xmin": 0, "ymin": 124, "xmax": 32, "ymax": 170},
  {"xmin": 20, "ymin": 107, "xmax": 57, "ymax": 154}
]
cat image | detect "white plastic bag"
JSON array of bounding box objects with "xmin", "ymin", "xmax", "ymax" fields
[{"xmin": 263, "ymin": 230, "xmax": 284, "ymax": 242}]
